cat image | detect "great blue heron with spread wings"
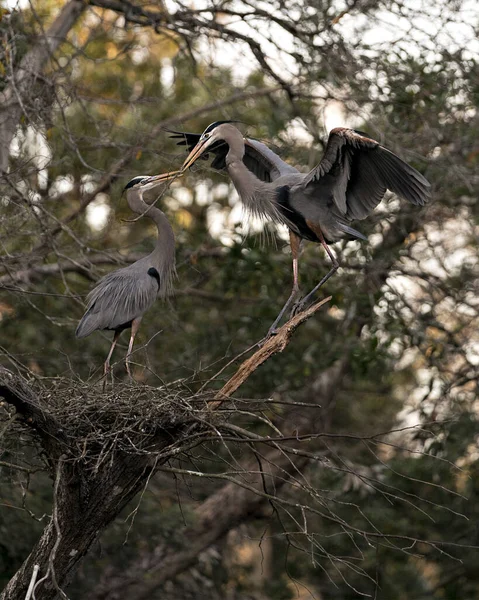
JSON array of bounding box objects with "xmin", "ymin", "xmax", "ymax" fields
[
  {"xmin": 76, "ymin": 175, "xmax": 176, "ymax": 378},
  {"xmin": 157, "ymin": 122, "xmax": 430, "ymax": 335}
]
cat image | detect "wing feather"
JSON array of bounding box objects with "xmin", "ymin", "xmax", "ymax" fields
[
  {"xmin": 76, "ymin": 268, "xmax": 157, "ymax": 337},
  {"xmin": 304, "ymin": 128, "xmax": 430, "ymax": 220}
]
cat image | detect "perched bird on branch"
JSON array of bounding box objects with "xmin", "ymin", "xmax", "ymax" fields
[
  {"xmin": 76, "ymin": 175, "xmax": 176, "ymax": 379},
  {"xmin": 160, "ymin": 122, "xmax": 430, "ymax": 335}
]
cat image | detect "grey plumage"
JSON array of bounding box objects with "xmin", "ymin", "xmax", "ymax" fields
[
  {"xmin": 76, "ymin": 175, "xmax": 176, "ymax": 377},
  {"xmin": 168, "ymin": 123, "xmax": 430, "ymax": 335},
  {"xmin": 75, "ymin": 259, "xmax": 166, "ymax": 338},
  {"xmin": 174, "ymin": 124, "xmax": 430, "ymax": 241}
]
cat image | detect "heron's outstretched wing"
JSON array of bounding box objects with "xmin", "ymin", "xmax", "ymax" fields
[
  {"xmin": 243, "ymin": 139, "xmax": 299, "ymax": 181},
  {"xmin": 303, "ymin": 128, "xmax": 431, "ymax": 220},
  {"xmin": 167, "ymin": 130, "xmax": 297, "ymax": 183}
]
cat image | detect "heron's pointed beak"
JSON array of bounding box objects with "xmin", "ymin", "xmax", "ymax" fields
[
  {"xmin": 143, "ymin": 170, "xmax": 182, "ymax": 186},
  {"xmin": 181, "ymin": 138, "xmax": 214, "ymax": 171}
]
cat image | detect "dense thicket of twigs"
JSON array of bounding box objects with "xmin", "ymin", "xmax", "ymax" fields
[{"xmin": 1, "ymin": 1, "xmax": 478, "ymax": 599}]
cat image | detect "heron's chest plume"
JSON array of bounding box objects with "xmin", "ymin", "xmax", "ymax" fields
[{"xmin": 227, "ymin": 161, "xmax": 281, "ymax": 223}]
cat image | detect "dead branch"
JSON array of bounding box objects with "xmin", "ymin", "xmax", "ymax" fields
[
  {"xmin": 212, "ymin": 296, "xmax": 332, "ymax": 404},
  {"xmin": 0, "ymin": 367, "xmax": 67, "ymax": 458}
]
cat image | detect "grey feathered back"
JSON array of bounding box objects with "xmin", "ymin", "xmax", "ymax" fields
[{"xmin": 76, "ymin": 261, "xmax": 160, "ymax": 337}]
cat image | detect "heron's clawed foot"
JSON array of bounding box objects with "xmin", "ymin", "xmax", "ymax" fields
[
  {"xmin": 290, "ymin": 297, "xmax": 308, "ymax": 318},
  {"xmin": 263, "ymin": 325, "xmax": 280, "ymax": 343},
  {"xmin": 264, "ymin": 287, "xmax": 301, "ymax": 341}
]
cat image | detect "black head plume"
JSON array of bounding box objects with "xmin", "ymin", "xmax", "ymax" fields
[
  {"xmin": 201, "ymin": 120, "xmax": 246, "ymax": 136},
  {"xmin": 123, "ymin": 176, "xmax": 150, "ymax": 191}
]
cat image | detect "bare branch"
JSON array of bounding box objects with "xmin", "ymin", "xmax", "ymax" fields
[
  {"xmin": 212, "ymin": 296, "xmax": 332, "ymax": 404},
  {"xmin": 0, "ymin": 1, "xmax": 86, "ymax": 173},
  {"xmin": 32, "ymin": 85, "xmax": 283, "ymax": 253}
]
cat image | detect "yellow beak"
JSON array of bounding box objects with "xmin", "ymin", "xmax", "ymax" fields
[
  {"xmin": 143, "ymin": 136, "xmax": 213, "ymax": 186},
  {"xmin": 143, "ymin": 170, "xmax": 183, "ymax": 185},
  {"xmin": 181, "ymin": 138, "xmax": 211, "ymax": 171}
]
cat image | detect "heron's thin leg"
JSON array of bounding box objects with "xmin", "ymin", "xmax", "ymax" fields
[
  {"xmin": 266, "ymin": 231, "xmax": 302, "ymax": 338},
  {"xmin": 103, "ymin": 330, "xmax": 121, "ymax": 391},
  {"xmin": 293, "ymin": 230, "xmax": 339, "ymax": 314},
  {"xmin": 125, "ymin": 317, "xmax": 142, "ymax": 378}
]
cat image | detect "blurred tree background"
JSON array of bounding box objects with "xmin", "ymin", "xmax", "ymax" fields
[{"xmin": 0, "ymin": 0, "xmax": 478, "ymax": 598}]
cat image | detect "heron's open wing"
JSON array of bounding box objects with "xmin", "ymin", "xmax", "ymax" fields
[
  {"xmin": 243, "ymin": 139, "xmax": 299, "ymax": 182},
  {"xmin": 167, "ymin": 130, "xmax": 297, "ymax": 183},
  {"xmin": 303, "ymin": 128, "xmax": 431, "ymax": 220}
]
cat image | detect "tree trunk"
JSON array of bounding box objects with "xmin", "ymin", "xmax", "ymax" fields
[
  {"xmin": 0, "ymin": 1, "xmax": 85, "ymax": 173},
  {"xmin": 0, "ymin": 447, "xmax": 176, "ymax": 600}
]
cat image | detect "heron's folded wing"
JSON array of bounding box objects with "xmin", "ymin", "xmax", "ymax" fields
[{"xmin": 77, "ymin": 270, "xmax": 157, "ymax": 336}]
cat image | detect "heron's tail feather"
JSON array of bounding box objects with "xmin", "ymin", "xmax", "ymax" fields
[
  {"xmin": 335, "ymin": 222, "xmax": 368, "ymax": 241},
  {"xmin": 75, "ymin": 309, "xmax": 99, "ymax": 338}
]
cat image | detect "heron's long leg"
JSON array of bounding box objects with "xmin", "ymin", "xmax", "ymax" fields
[
  {"xmin": 293, "ymin": 229, "xmax": 339, "ymax": 314},
  {"xmin": 125, "ymin": 317, "xmax": 142, "ymax": 378},
  {"xmin": 103, "ymin": 330, "xmax": 121, "ymax": 390},
  {"xmin": 266, "ymin": 231, "xmax": 302, "ymax": 337}
]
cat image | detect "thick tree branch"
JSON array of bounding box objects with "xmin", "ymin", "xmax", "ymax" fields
[
  {"xmin": 0, "ymin": 367, "xmax": 67, "ymax": 457},
  {"xmin": 212, "ymin": 295, "xmax": 332, "ymax": 404}
]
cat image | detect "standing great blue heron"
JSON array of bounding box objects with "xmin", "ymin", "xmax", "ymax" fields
[
  {"xmin": 162, "ymin": 122, "xmax": 430, "ymax": 333},
  {"xmin": 76, "ymin": 175, "xmax": 176, "ymax": 378}
]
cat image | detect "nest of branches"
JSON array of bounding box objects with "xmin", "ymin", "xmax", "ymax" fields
[
  {"xmin": 1, "ymin": 306, "xmax": 330, "ymax": 473},
  {"xmin": 0, "ymin": 370, "xmax": 222, "ymax": 469},
  {"xmin": 51, "ymin": 379, "xmax": 210, "ymax": 433}
]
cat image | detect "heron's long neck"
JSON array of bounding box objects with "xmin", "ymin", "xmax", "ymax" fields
[
  {"xmin": 126, "ymin": 190, "xmax": 176, "ymax": 275},
  {"xmin": 226, "ymin": 153, "xmax": 279, "ymax": 222}
]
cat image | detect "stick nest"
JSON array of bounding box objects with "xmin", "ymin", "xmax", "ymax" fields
[{"xmin": 26, "ymin": 377, "xmax": 217, "ymax": 460}]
